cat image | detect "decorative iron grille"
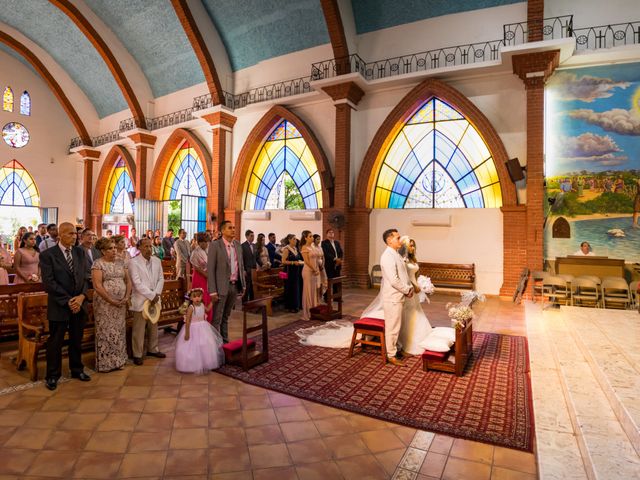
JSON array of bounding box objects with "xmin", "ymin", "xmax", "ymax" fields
[
  {"xmin": 503, "ymin": 15, "xmax": 574, "ymax": 45},
  {"xmin": 573, "ymin": 21, "xmax": 640, "ymax": 50}
]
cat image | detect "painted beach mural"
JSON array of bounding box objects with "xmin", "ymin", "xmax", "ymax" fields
[{"xmin": 544, "ymin": 62, "xmax": 640, "ymax": 261}]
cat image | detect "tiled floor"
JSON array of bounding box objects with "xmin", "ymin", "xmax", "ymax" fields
[{"xmin": 0, "ymin": 289, "xmax": 537, "ymax": 479}]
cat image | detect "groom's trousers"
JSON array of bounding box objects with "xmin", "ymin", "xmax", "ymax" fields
[{"xmin": 383, "ymin": 301, "xmax": 403, "ymax": 358}]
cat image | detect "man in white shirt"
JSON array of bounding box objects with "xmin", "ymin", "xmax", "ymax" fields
[
  {"xmin": 573, "ymin": 241, "xmax": 595, "ymax": 256},
  {"xmin": 129, "ymin": 238, "xmax": 165, "ymax": 365},
  {"xmin": 39, "ymin": 223, "xmax": 59, "ymax": 251}
]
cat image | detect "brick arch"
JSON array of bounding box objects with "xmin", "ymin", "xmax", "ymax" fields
[
  {"xmin": 228, "ymin": 105, "xmax": 333, "ymax": 212},
  {"xmin": 149, "ymin": 128, "xmax": 212, "ymax": 202},
  {"xmin": 92, "ymin": 145, "xmax": 136, "ymax": 217},
  {"xmin": 355, "ymin": 78, "xmax": 517, "ymax": 208}
]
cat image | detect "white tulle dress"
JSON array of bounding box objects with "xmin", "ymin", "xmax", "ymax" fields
[
  {"xmin": 296, "ymin": 261, "xmax": 437, "ymax": 354},
  {"xmin": 175, "ymin": 304, "xmax": 225, "ymax": 374}
]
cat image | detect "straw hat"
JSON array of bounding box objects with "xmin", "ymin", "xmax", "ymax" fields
[{"xmin": 142, "ymin": 299, "xmax": 161, "ymax": 324}]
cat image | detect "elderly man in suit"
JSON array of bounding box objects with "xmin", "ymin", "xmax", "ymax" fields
[
  {"xmin": 208, "ymin": 220, "xmax": 245, "ymax": 343},
  {"xmin": 241, "ymin": 229, "xmax": 256, "ymax": 302},
  {"xmin": 40, "ymin": 222, "xmax": 91, "ymax": 390},
  {"xmin": 173, "ymin": 228, "xmax": 191, "ymax": 280},
  {"xmin": 129, "ymin": 237, "xmax": 165, "ymax": 365},
  {"xmin": 80, "ymin": 228, "xmax": 101, "ymax": 266}
]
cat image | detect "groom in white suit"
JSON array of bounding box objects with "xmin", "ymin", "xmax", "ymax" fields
[{"xmin": 380, "ymin": 229, "xmax": 414, "ymax": 366}]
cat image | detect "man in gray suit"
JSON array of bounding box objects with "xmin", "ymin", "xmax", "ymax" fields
[
  {"xmin": 173, "ymin": 228, "xmax": 191, "ymax": 279},
  {"xmin": 207, "ymin": 220, "xmax": 245, "ymax": 343}
]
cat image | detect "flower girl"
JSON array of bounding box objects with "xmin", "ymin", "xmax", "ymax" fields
[{"xmin": 175, "ymin": 288, "xmax": 224, "ymax": 373}]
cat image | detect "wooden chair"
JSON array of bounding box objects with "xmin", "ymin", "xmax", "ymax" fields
[
  {"xmin": 310, "ymin": 276, "xmax": 344, "ymax": 321},
  {"xmin": 629, "ymin": 280, "xmax": 639, "ymax": 309},
  {"xmin": 601, "ymin": 277, "xmax": 630, "ymax": 309},
  {"xmin": 223, "ymin": 297, "xmax": 271, "ymax": 371},
  {"xmin": 422, "ymin": 320, "xmax": 473, "ymax": 377},
  {"xmin": 571, "ymin": 277, "xmax": 601, "ymax": 308},
  {"xmin": 16, "ymin": 293, "xmax": 49, "ymax": 381},
  {"xmin": 348, "ymin": 317, "xmax": 386, "ymax": 366},
  {"xmin": 531, "ymin": 270, "xmax": 549, "ymax": 303}
]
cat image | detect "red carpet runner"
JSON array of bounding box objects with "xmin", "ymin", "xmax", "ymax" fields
[{"xmin": 218, "ymin": 320, "xmax": 535, "ymax": 452}]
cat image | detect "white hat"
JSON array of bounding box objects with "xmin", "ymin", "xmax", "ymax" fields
[{"xmin": 142, "ymin": 299, "xmax": 161, "ymax": 324}]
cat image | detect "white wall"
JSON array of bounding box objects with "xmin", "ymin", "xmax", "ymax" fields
[
  {"xmin": 241, "ymin": 210, "xmax": 322, "ymax": 243},
  {"xmin": 369, "ymin": 208, "xmax": 504, "ymax": 295},
  {"xmin": 0, "ymin": 51, "xmax": 79, "ymax": 226},
  {"xmin": 545, "ymin": 0, "xmax": 640, "ymax": 28}
]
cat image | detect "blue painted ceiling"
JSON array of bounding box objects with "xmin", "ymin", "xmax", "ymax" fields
[
  {"xmin": 84, "ymin": 0, "xmax": 204, "ymax": 98},
  {"xmin": 0, "ymin": 43, "xmax": 35, "ymax": 73},
  {"xmin": 201, "ymin": 0, "xmax": 330, "ymax": 72},
  {"xmin": 0, "ymin": 0, "xmax": 126, "ymax": 118},
  {"xmin": 352, "ymin": 0, "xmax": 524, "ymax": 34}
]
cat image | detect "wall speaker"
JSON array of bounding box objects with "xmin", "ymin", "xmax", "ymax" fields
[
  {"xmin": 127, "ymin": 190, "xmax": 136, "ymax": 203},
  {"xmin": 505, "ymin": 158, "xmax": 525, "ymax": 182}
]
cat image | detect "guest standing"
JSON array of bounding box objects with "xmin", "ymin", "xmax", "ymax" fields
[
  {"xmin": 190, "ymin": 232, "xmax": 212, "ymax": 323},
  {"xmin": 129, "ymin": 238, "xmax": 166, "ymax": 365},
  {"xmin": 0, "ymin": 242, "xmax": 12, "ymax": 285},
  {"xmin": 266, "ymin": 232, "xmax": 281, "ymax": 267},
  {"xmin": 207, "ymin": 221, "xmax": 245, "ymax": 343},
  {"xmin": 91, "ymin": 237, "xmax": 130, "ymax": 372},
  {"xmin": 241, "ymin": 230, "xmax": 257, "ymax": 301},
  {"xmin": 152, "ymin": 236, "xmax": 165, "ymax": 260},
  {"xmin": 255, "ymin": 233, "xmax": 271, "ymax": 271},
  {"xmin": 312, "ymin": 234, "xmax": 327, "ymax": 301},
  {"xmin": 39, "ymin": 224, "xmax": 59, "ymax": 251},
  {"xmin": 35, "ymin": 223, "xmax": 47, "ymax": 249},
  {"xmin": 128, "ymin": 228, "xmax": 139, "ymax": 249},
  {"xmin": 80, "ymin": 229, "xmax": 101, "ymax": 266},
  {"xmin": 321, "ymin": 228, "xmax": 343, "ymax": 281},
  {"xmin": 14, "ymin": 232, "xmax": 40, "ymax": 284},
  {"xmin": 40, "ymin": 222, "xmax": 91, "ymax": 390},
  {"xmin": 113, "ymin": 234, "xmax": 132, "ymax": 267},
  {"xmin": 174, "ymin": 228, "xmax": 191, "ymax": 279},
  {"xmin": 13, "ymin": 226, "xmax": 27, "ymax": 253},
  {"xmin": 162, "ymin": 229, "xmax": 175, "ymax": 260},
  {"xmin": 281, "ymin": 234, "xmax": 303, "ymax": 313},
  {"xmin": 300, "ymin": 231, "xmax": 319, "ymax": 320}
]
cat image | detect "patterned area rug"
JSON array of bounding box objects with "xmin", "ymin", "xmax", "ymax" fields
[{"xmin": 218, "ymin": 319, "xmax": 535, "ymax": 452}]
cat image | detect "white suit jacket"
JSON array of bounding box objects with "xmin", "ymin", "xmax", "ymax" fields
[
  {"xmin": 129, "ymin": 254, "xmax": 164, "ymax": 312},
  {"xmin": 380, "ymin": 246, "xmax": 412, "ymax": 303}
]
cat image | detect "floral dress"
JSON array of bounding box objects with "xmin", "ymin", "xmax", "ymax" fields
[{"xmin": 92, "ymin": 258, "xmax": 128, "ymax": 372}]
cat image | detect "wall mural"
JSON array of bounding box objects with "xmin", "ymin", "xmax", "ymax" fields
[{"xmin": 545, "ymin": 62, "xmax": 640, "ymax": 261}]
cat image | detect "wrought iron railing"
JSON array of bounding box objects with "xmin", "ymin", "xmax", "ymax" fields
[
  {"xmin": 118, "ymin": 117, "xmax": 137, "ymax": 132},
  {"xmin": 146, "ymin": 107, "xmax": 194, "ymax": 130},
  {"xmin": 310, "ymin": 54, "xmax": 367, "ymax": 80},
  {"xmin": 573, "ymin": 21, "xmax": 640, "ymax": 50},
  {"xmin": 192, "ymin": 91, "xmax": 235, "ymax": 111},
  {"xmin": 230, "ymin": 76, "xmax": 314, "ymax": 109},
  {"xmin": 503, "ymin": 15, "xmax": 574, "ymax": 46},
  {"xmin": 92, "ymin": 129, "xmax": 121, "ymax": 148},
  {"xmin": 69, "ymin": 136, "xmax": 84, "ymax": 149}
]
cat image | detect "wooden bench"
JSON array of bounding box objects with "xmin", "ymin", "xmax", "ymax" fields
[
  {"xmin": 422, "ymin": 320, "xmax": 473, "ymax": 377},
  {"xmin": 0, "ymin": 283, "xmax": 47, "ymax": 341},
  {"xmin": 162, "ymin": 259, "xmax": 176, "ymax": 280},
  {"xmin": 418, "ymin": 262, "xmax": 475, "ymax": 290},
  {"xmin": 16, "ymin": 278, "xmax": 186, "ymax": 381},
  {"xmin": 252, "ymin": 267, "xmax": 285, "ymax": 314}
]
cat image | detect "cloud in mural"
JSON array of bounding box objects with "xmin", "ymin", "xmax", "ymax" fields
[
  {"xmin": 550, "ymin": 72, "xmax": 630, "ymax": 102},
  {"xmin": 568, "ymin": 108, "xmax": 640, "ymax": 135},
  {"xmin": 553, "ymin": 133, "xmax": 628, "ymax": 167}
]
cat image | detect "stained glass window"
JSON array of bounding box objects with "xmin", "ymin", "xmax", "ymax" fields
[
  {"xmin": 373, "ymin": 98, "xmax": 501, "ymax": 209},
  {"xmin": 20, "ymin": 91, "xmax": 30, "ymax": 116},
  {"xmin": 162, "ymin": 141, "xmax": 207, "ymax": 200},
  {"xmin": 2, "ymin": 122, "xmax": 29, "ymax": 148},
  {"xmin": 3, "ymin": 87, "xmax": 13, "ymax": 112},
  {"xmin": 245, "ymin": 119, "xmax": 323, "ymax": 210},
  {"xmin": 104, "ymin": 158, "xmax": 134, "ymax": 214},
  {"xmin": 0, "ymin": 160, "xmax": 40, "ymax": 206}
]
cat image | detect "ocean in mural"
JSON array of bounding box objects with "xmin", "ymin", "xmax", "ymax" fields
[{"xmin": 544, "ymin": 62, "xmax": 640, "ymax": 262}]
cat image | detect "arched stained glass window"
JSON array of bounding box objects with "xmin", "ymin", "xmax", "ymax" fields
[
  {"xmin": 104, "ymin": 157, "xmax": 134, "ymax": 214},
  {"xmin": 162, "ymin": 141, "xmax": 207, "ymax": 200},
  {"xmin": 3, "ymin": 87, "xmax": 13, "ymax": 112},
  {"xmin": 373, "ymin": 98, "xmax": 502, "ymax": 209},
  {"xmin": 20, "ymin": 91, "xmax": 30, "ymax": 116},
  {"xmin": 0, "ymin": 160, "xmax": 40, "ymax": 206},
  {"xmin": 245, "ymin": 119, "xmax": 322, "ymax": 210}
]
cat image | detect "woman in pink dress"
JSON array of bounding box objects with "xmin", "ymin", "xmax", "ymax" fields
[
  {"xmin": 189, "ymin": 232, "xmax": 212, "ymax": 322},
  {"xmin": 13, "ymin": 226, "xmax": 27, "ymax": 253},
  {"xmin": 14, "ymin": 232, "xmax": 40, "ymax": 284},
  {"xmin": 0, "ymin": 242, "xmax": 12, "ymax": 285},
  {"xmin": 300, "ymin": 230, "xmax": 319, "ymax": 320}
]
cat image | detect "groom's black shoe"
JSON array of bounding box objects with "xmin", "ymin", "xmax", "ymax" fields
[
  {"xmin": 396, "ymin": 350, "xmax": 409, "ymax": 360},
  {"xmin": 387, "ymin": 357, "xmax": 405, "ymax": 367}
]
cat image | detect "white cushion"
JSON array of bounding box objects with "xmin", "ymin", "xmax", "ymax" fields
[
  {"xmin": 431, "ymin": 327, "xmax": 456, "ymax": 343},
  {"xmin": 419, "ymin": 335, "xmax": 453, "ymax": 353}
]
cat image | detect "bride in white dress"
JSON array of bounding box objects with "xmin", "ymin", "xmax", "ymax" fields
[{"xmin": 296, "ymin": 236, "xmax": 435, "ymax": 353}]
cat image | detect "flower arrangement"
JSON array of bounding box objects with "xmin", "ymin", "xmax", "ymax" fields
[{"xmin": 446, "ymin": 290, "xmax": 485, "ymax": 330}]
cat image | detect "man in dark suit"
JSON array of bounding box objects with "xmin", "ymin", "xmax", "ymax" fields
[
  {"xmin": 321, "ymin": 228, "xmax": 343, "ymax": 296},
  {"xmin": 162, "ymin": 229, "xmax": 175, "ymax": 260},
  {"xmin": 241, "ymin": 229, "xmax": 257, "ymax": 302},
  {"xmin": 266, "ymin": 232, "xmax": 281, "ymax": 267},
  {"xmin": 40, "ymin": 222, "xmax": 91, "ymax": 391},
  {"xmin": 80, "ymin": 228, "xmax": 101, "ymax": 266},
  {"xmin": 207, "ymin": 221, "xmax": 245, "ymax": 343}
]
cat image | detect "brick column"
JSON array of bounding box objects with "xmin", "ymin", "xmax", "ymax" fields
[
  {"xmin": 513, "ymin": 50, "xmax": 559, "ymax": 274},
  {"xmin": 201, "ymin": 108, "xmax": 237, "ymax": 229},
  {"xmin": 527, "ymin": 0, "xmax": 545, "ymax": 42},
  {"xmin": 500, "ymin": 205, "xmax": 528, "ymax": 296},
  {"xmin": 76, "ymin": 148, "xmax": 100, "ymax": 230},
  {"xmin": 126, "ymin": 130, "xmax": 157, "ymax": 199},
  {"xmin": 322, "ymin": 81, "xmax": 365, "ymax": 284}
]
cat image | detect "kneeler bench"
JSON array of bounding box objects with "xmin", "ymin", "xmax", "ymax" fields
[
  {"xmin": 348, "ymin": 317, "xmax": 387, "ymax": 366},
  {"xmin": 223, "ymin": 297, "xmax": 272, "ymax": 371},
  {"xmin": 422, "ymin": 319, "xmax": 473, "ymax": 377}
]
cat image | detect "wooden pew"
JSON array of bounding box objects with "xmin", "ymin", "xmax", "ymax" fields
[
  {"xmin": 418, "ymin": 262, "xmax": 475, "ymax": 290},
  {"xmin": 16, "ymin": 278, "xmax": 186, "ymax": 381},
  {"xmin": 0, "ymin": 283, "xmax": 47, "ymax": 341}
]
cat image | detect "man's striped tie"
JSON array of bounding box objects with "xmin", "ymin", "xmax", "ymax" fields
[{"xmin": 65, "ymin": 248, "xmax": 74, "ymax": 273}]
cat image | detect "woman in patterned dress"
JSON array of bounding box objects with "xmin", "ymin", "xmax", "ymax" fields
[{"xmin": 92, "ymin": 237, "xmax": 131, "ymax": 372}]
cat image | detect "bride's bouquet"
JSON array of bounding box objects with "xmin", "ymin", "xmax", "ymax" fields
[{"xmin": 416, "ymin": 275, "xmax": 435, "ymax": 303}]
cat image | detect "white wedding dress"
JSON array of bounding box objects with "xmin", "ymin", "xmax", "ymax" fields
[{"xmin": 296, "ymin": 261, "xmax": 435, "ymax": 354}]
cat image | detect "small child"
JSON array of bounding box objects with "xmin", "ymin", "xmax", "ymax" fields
[{"xmin": 175, "ymin": 288, "xmax": 224, "ymax": 373}]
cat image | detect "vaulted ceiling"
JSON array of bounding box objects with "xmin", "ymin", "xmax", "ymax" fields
[{"xmin": 0, "ymin": 0, "xmax": 523, "ymax": 125}]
